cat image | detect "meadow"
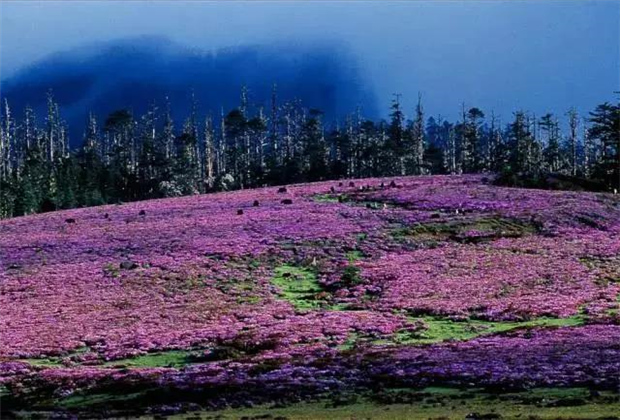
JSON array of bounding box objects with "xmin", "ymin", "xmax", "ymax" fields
[{"xmin": 1, "ymin": 175, "xmax": 620, "ymax": 418}]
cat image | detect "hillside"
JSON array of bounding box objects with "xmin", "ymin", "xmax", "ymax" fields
[{"xmin": 2, "ymin": 175, "xmax": 620, "ymax": 418}]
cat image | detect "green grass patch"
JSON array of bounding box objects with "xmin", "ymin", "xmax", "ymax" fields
[
  {"xmin": 19, "ymin": 346, "xmax": 90, "ymax": 367},
  {"xmin": 271, "ymin": 264, "xmax": 356, "ymax": 312},
  {"xmin": 343, "ymin": 315, "xmax": 588, "ymax": 348},
  {"xmin": 103, "ymin": 350, "xmax": 195, "ymax": 368},
  {"xmin": 394, "ymin": 216, "xmax": 540, "ymax": 244},
  {"xmin": 389, "ymin": 315, "xmax": 587, "ymax": 345},
  {"xmin": 346, "ymin": 250, "xmax": 363, "ymax": 262},
  {"xmin": 18, "ymin": 357, "xmax": 64, "ymax": 367},
  {"xmin": 19, "ymin": 348, "xmax": 201, "ymax": 369},
  {"xmin": 313, "ymin": 194, "xmax": 340, "ymax": 203},
  {"xmin": 271, "ymin": 265, "xmax": 325, "ymax": 311}
]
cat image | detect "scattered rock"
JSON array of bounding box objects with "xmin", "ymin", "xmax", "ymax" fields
[
  {"xmin": 281, "ymin": 199, "xmax": 293, "ymax": 205},
  {"xmin": 237, "ymin": 209, "xmax": 244, "ymax": 215},
  {"xmin": 104, "ymin": 213, "xmax": 109, "ymax": 219},
  {"xmin": 120, "ymin": 261, "xmax": 138, "ymax": 270},
  {"xmin": 389, "ymin": 180, "xmax": 397, "ymax": 188},
  {"xmin": 253, "ymin": 200, "xmax": 260, "ymax": 207},
  {"xmin": 349, "ymin": 181, "xmax": 355, "ymax": 187},
  {"xmin": 330, "ymin": 186, "xmax": 336, "ymax": 193},
  {"xmin": 65, "ymin": 218, "xmax": 76, "ymax": 224},
  {"xmin": 139, "ymin": 210, "xmax": 146, "ymax": 216},
  {"xmin": 277, "ymin": 187, "xmax": 288, "ymax": 193},
  {"xmin": 338, "ymin": 182, "xmax": 343, "ymax": 187}
]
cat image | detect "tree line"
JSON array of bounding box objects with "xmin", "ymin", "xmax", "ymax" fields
[{"xmin": 0, "ymin": 87, "xmax": 619, "ymax": 219}]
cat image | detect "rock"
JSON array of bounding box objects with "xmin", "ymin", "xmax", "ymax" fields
[
  {"xmin": 330, "ymin": 186, "xmax": 336, "ymax": 193},
  {"xmin": 237, "ymin": 209, "xmax": 244, "ymax": 215},
  {"xmin": 139, "ymin": 210, "xmax": 146, "ymax": 216},
  {"xmin": 253, "ymin": 200, "xmax": 260, "ymax": 207},
  {"xmin": 349, "ymin": 181, "xmax": 355, "ymax": 187},
  {"xmin": 277, "ymin": 187, "xmax": 288, "ymax": 193},
  {"xmin": 389, "ymin": 180, "xmax": 397, "ymax": 188},
  {"xmin": 65, "ymin": 218, "xmax": 76, "ymax": 224},
  {"xmin": 104, "ymin": 213, "xmax": 109, "ymax": 219},
  {"xmin": 338, "ymin": 182, "xmax": 343, "ymax": 187},
  {"xmin": 281, "ymin": 199, "xmax": 293, "ymax": 205},
  {"xmin": 120, "ymin": 261, "xmax": 138, "ymax": 270}
]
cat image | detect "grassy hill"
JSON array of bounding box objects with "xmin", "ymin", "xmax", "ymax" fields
[{"xmin": 2, "ymin": 175, "xmax": 620, "ymax": 418}]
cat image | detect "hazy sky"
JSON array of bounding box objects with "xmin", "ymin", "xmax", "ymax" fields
[{"xmin": 1, "ymin": 0, "xmax": 619, "ymax": 121}]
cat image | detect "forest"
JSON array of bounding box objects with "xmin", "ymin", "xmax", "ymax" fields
[{"xmin": 0, "ymin": 87, "xmax": 619, "ymax": 219}]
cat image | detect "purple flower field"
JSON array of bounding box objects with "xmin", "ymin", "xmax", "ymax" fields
[{"xmin": 2, "ymin": 175, "xmax": 620, "ymax": 415}]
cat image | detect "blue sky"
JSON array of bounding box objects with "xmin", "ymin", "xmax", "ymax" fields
[{"xmin": 1, "ymin": 0, "xmax": 619, "ymax": 122}]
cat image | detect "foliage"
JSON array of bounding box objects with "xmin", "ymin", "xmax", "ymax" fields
[{"xmin": 2, "ymin": 91, "xmax": 618, "ymax": 219}]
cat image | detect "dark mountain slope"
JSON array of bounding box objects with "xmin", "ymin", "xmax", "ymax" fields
[{"xmin": 1, "ymin": 37, "xmax": 377, "ymax": 146}]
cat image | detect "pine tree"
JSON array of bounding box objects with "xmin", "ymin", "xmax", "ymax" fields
[
  {"xmin": 566, "ymin": 108, "xmax": 579, "ymax": 176},
  {"xmin": 409, "ymin": 94, "xmax": 425, "ymax": 175},
  {"xmin": 387, "ymin": 94, "xmax": 406, "ymax": 175},
  {"xmin": 540, "ymin": 113, "xmax": 561, "ymax": 172},
  {"xmin": 462, "ymin": 107, "xmax": 484, "ymax": 172},
  {"xmin": 589, "ymin": 101, "xmax": 620, "ymax": 189}
]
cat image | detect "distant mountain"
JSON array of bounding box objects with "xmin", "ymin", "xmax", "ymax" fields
[{"xmin": 0, "ymin": 37, "xmax": 377, "ymax": 147}]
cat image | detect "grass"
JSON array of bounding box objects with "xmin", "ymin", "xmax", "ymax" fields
[
  {"xmin": 19, "ymin": 349, "xmax": 201, "ymax": 369},
  {"xmin": 18, "ymin": 346, "xmax": 90, "ymax": 367},
  {"xmin": 57, "ymin": 390, "xmax": 149, "ymax": 409},
  {"xmin": 343, "ymin": 315, "xmax": 588, "ymax": 348},
  {"xmin": 103, "ymin": 350, "xmax": 195, "ymax": 368},
  {"xmin": 271, "ymin": 264, "xmax": 360, "ymax": 311},
  {"xmin": 156, "ymin": 387, "xmax": 620, "ymax": 420},
  {"xmin": 33, "ymin": 386, "xmax": 619, "ymax": 417},
  {"xmin": 313, "ymin": 193, "xmax": 340, "ymax": 203},
  {"xmin": 346, "ymin": 249, "xmax": 363, "ymax": 262},
  {"xmin": 393, "ymin": 216, "xmax": 539, "ymax": 244},
  {"xmin": 403, "ymin": 315, "xmax": 587, "ymax": 344},
  {"xmin": 271, "ymin": 264, "xmax": 325, "ymax": 311}
]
